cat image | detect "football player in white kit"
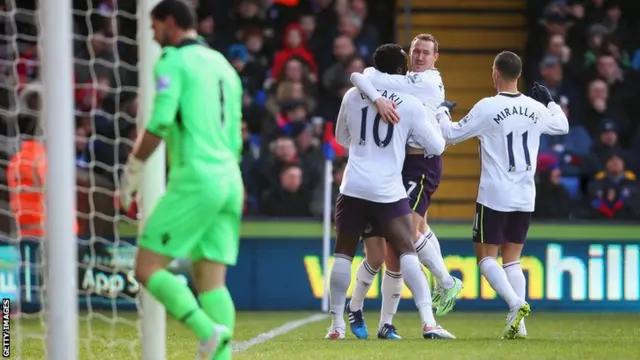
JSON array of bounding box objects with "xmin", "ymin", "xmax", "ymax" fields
[
  {"xmin": 345, "ymin": 34, "xmax": 463, "ymax": 340},
  {"xmin": 325, "ymin": 44, "xmax": 455, "ymax": 340},
  {"xmin": 436, "ymin": 51, "xmax": 569, "ymax": 339}
]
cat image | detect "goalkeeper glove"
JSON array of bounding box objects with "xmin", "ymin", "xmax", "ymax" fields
[
  {"xmin": 532, "ymin": 82, "xmax": 553, "ymax": 105},
  {"xmin": 119, "ymin": 156, "xmax": 144, "ymax": 211}
]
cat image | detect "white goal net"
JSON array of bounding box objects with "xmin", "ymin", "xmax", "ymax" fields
[{"xmin": 0, "ymin": 0, "xmax": 185, "ymax": 358}]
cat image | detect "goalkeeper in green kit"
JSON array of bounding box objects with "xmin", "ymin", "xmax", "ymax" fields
[{"xmin": 118, "ymin": 0, "xmax": 242, "ymax": 358}]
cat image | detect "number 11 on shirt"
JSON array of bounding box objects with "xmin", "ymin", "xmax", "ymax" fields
[{"xmin": 506, "ymin": 131, "xmax": 532, "ymax": 172}]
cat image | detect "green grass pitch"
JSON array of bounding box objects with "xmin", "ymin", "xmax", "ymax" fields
[{"xmin": 9, "ymin": 311, "xmax": 640, "ymax": 359}]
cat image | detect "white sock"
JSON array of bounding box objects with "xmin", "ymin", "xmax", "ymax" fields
[
  {"xmin": 415, "ymin": 231, "xmax": 454, "ymax": 289},
  {"xmin": 399, "ymin": 252, "xmax": 436, "ymax": 327},
  {"xmin": 427, "ymin": 227, "xmax": 443, "ymax": 257},
  {"xmin": 329, "ymin": 254, "xmax": 352, "ymax": 329},
  {"xmin": 379, "ymin": 270, "xmax": 403, "ymax": 327},
  {"xmin": 349, "ymin": 259, "xmax": 379, "ymax": 311},
  {"xmin": 503, "ymin": 261, "xmax": 526, "ymax": 300},
  {"xmin": 478, "ymin": 257, "xmax": 521, "ymax": 310}
]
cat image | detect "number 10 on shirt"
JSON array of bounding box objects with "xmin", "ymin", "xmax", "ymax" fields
[{"xmin": 359, "ymin": 107, "xmax": 394, "ymax": 148}]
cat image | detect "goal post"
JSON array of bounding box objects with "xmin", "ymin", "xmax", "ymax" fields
[
  {"xmin": 40, "ymin": 0, "xmax": 79, "ymax": 358},
  {"xmin": 137, "ymin": 0, "xmax": 167, "ymax": 359},
  {"xmin": 4, "ymin": 0, "xmax": 172, "ymax": 357}
]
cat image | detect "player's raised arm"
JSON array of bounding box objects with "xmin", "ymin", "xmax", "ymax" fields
[
  {"xmin": 410, "ymin": 103, "xmax": 446, "ymax": 156},
  {"xmin": 350, "ymin": 70, "xmax": 383, "ymax": 102},
  {"xmin": 531, "ymin": 82, "xmax": 569, "ymax": 136},
  {"xmin": 437, "ymin": 99, "xmax": 488, "ymax": 145},
  {"xmin": 334, "ymin": 89, "xmax": 352, "ymax": 146},
  {"xmin": 353, "ymin": 67, "xmax": 440, "ymax": 101},
  {"xmin": 350, "ymin": 70, "xmax": 400, "ymax": 124}
]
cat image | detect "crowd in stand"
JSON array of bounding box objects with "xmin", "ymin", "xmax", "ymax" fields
[
  {"xmin": 3, "ymin": 0, "xmax": 638, "ymax": 224},
  {"xmin": 526, "ymin": 0, "xmax": 640, "ymax": 220},
  {"xmin": 204, "ymin": 0, "xmax": 376, "ymax": 217}
]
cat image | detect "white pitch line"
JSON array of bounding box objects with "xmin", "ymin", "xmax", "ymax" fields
[{"xmin": 233, "ymin": 313, "xmax": 328, "ymax": 353}]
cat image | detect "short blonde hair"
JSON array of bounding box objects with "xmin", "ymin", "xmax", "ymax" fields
[{"xmin": 410, "ymin": 34, "xmax": 439, "ymax": 53}]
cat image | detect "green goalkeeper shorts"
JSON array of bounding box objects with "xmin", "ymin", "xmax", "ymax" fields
[{"xmin": 138, "ymin": 178, "xmax": 243, "ymax": 265}]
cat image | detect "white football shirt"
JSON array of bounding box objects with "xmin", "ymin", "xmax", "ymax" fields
[
  {"xmin": 336, "ymin": 87, "xmax": 445, "ymax": 203},
  {"xmin": 351, "ymin": 67, "xmax": 445, "ymax": 150},
  {"xmin": 437, "ymin": 93, "xmax": 569, "ymax": 212}
]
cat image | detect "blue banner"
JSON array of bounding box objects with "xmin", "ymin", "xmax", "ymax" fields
[
  {"xmin": 0, "ymin": 245, "xmax": 20, "ymax": 303},
  {"xmin": 227, "ymin": 239, "xmax": 640, "ymax": 311},
  {"xmin": 3, "ymin": 238, "xmax": 639, "ymax": 312}
]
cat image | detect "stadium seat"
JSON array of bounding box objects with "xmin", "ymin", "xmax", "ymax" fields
[
  {"xmin": 428, "ymin": 201, "xmax": 477, "ymax": 220},
  {"xmin": 433, "ymin": 178, "xmax": 479, "ymax": 200},
  {"xmin": 559, "ymin": 177, "xmax": 581, "ymax": 199},
  {"xmin": 396, "ymin": 13, "xmax": 526, "ymax": 28},
  {"xmin": 396, "ymin": 0, "xmax": 526, "ymax": 10},
  {"xmin": 443, "ymin": 154, "xmax": 481, "ymax": 176},
  {"xmin": 398, "ymin": 29, "xmax": 526, "ymax": 51}
]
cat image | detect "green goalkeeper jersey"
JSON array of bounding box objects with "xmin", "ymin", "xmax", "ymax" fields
[{"xmin": 146, "ymin": 38, "xmax": 243, "ymax": 191}]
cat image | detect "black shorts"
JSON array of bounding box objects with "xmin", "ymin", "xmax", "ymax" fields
[
  {"xmin": 334, "ymin": 194, "xmax": 412, "ymax": 240},
  {"xmin": 472, "ymin": 203, "xmax": 531, "ymax": 245},
  {"xmin": 402, "ymin": 154, "xmax": 442, "ymax": 217}
]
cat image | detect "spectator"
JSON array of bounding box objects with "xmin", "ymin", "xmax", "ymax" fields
[
  {"xmin": 592, "ymin": 52, "xmax": 638, "ymax": 130},
  {"xmin": 275, "ymin": 57, "xmax": 317, "ymax": 95},
  {"xmin": 75, "ymin": 116, "xmax": 91, "ymax": 169},
  {"xmin": 310, "ymin": 157, "xmax": 347, "ymax": 218},
  {"xmin": 337, "ymin": 13, "xmax": 377, "ymax": 64},
  {"xmin": 270, "ymin": 23, "xmax": 318, "ymax": 81},
  {"xmin": 583, "ymin": 119, "xmax": 635, "ymax": 176},
  {"xmin": 593, "ymin": 52, "xmax": 630, "ymax": 103},
  {"xmin": 585, "ymin": 0, "xmax": 606, "ymax": 25},
  {"xmin": 536, "ymin": 55, "xmax": 580, "ymax": 107},
  {"xmin": 581, "ymin": 78, "xmax": 628, "ymax": 138},
  {"xmin": 229, "ymin": 0, "xmax": 270, "ymax": 45},
  {"xmin": 344, "ymin": 54, "xmax": 366, "ymax": 76},
  {"xmin": 242, "ymin": 89, "xmax": 271, "ymax": 136},
  {"xmin": 229, "ymin": 44, "xmax": 266, "ymax": 93},
  {"xmin": 15, "ymin": 40, "xmax": 38, "ymax": 91},
  {"xmin": 298, "ymin": 12, "xmax": 332, "ymax": 73},
  {"xmin": 241, "ymin": 121, "xmax": 261, "ymax": 202},
  {"xmin": 197, "ymin": 14, "xmax": 227, "ymax": 50},
  {"xmin": 600, "ymin": 35, "xmax": 631, "ymax": 68},
  {"xmin": 564, "ymin": 0, "xmax": 588, "ymax": 56},
  {"xmin": 582, "ymin": 24, "xmax": 609, "ymax": 68},
  {"xmin": 313, "ymin": 0, "xmax": 339, "ymax": 37},
  {"xmin": 243, "ymin": 187, "xmax": 259, "ymax": 215},
  {"xmin": 266, "ymin": 80, "xmax": 316, "ymax": 117},
  {"xmin": 546, "ymin": 34, "xmax": 572, "ymax": 66},
  {"xmin": 586, "ymin": 153, "xmax": 640, "ymax": 220},
  {"xmin": 600, "ymin": 1, "xmax": 629, "ymax": 45},
  {"xmin": 633, "ymin": 127, "xmax": 640, "ymax": 175},
  {"xmin": 322, "ymin": 35, "xmax": 356, "ymax": 95},
  {"xmin": 252, "ymin": 136, "xmax": 298, "ymax": 198},
  {"xmin": 260, "ymin": 164, "xmax": 312, "ymax": 217},
  {"xmin": 534, "ymin": 158, "xmax": 573, "ymax": 220},
  {"xmin": 290, "ymin": 121, "xmax": 323, "ymax": 185},
  {"xmin": 243, "ymin": 27, "xmax": 270, "ymax": 71},
  {"xmin": 277, "ymin": 100, "xmax": 310, "ymax": 137}
]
